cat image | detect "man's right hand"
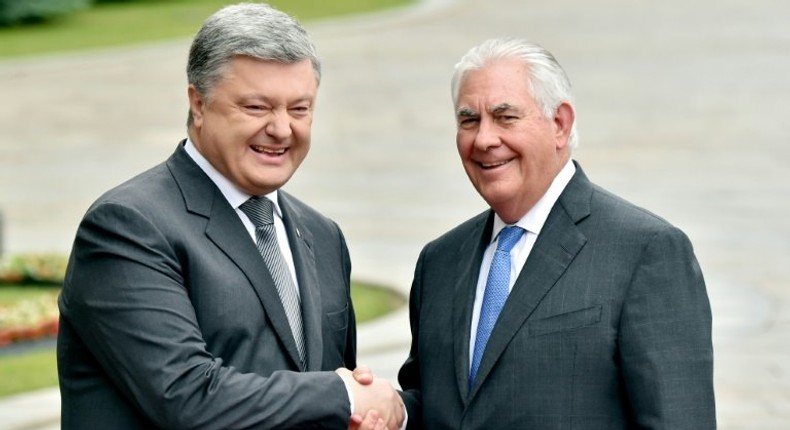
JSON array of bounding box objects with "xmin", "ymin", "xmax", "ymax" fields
[
  {"xmin": 336, "ymin": 368, "xmax": 405, "ymax": 430},
  {"xmin": 348, "ymin": 409, "xmax": 386, "ymax": 430}
]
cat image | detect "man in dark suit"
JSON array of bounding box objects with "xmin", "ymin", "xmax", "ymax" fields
[
  {"xmin": 397, "ymin": 38, "xmax": 716, "ymax": 429},
  {"xmin": 57, "ymin": 3, "xmax": 402, "ymax": 429}
]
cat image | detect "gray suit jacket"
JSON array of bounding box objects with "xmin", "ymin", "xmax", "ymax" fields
[
  {"xmin": 58, "ymin": 143, "xmax": 356, "ymax": 429},
  {"xmin": 398, "ymin": 163, "xmax": 715, "ymax": 429}
]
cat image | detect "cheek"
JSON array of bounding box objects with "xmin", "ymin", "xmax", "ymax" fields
[
  {"xmin": 292, "ymin": 118, "xmax": 312, "ymax": 139},
  {"xmin": 456, "ymin": 133, "xmax": 473, "ymax": 157}
]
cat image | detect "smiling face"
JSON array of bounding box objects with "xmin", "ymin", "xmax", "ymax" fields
[
  {"xmin": 455, "ymin": 57, "xmax": 574, "ymax": 223},
  {"xmin": 188, "ymin": 56, "xmax": 317, "ymax": 196}
]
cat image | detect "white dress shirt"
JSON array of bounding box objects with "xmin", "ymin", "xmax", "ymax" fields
[{"xmin": 468, "ymin": 160, "xmax": 576, "ymax": 368}]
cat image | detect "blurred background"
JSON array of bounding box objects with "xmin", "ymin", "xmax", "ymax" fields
[{"xmin": 1, "ymin": 0, "xmax": 789, "ymax": 428}]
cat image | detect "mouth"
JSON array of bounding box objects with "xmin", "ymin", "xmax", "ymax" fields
[
  {"xmin": 478, "ymin": 158, "xmax": 514, "ymax": 170},
  {"xmin": 251, "ymin": 145, "xmax": 287, "ymax": 156}
]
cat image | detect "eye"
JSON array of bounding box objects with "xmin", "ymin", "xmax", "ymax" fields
[
  {"xmin": 458, "ymin": 117, "xmax": 479, "ymax": 128},
  {"xmin": 289, "ymin": 105, "xmax": 311, "ymax": 118}
]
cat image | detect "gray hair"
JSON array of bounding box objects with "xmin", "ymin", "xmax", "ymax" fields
[
  {"xmin": 186, "ymin": 2, "xmax": 321, "ymax": 126},
  {"xmin": 451, "ymin": 38, "xmax": 578, "ymax": 148}
]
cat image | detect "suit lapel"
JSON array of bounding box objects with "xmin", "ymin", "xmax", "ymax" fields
[
  {"xmin": 204, "ymin": 198, "xmax": 305, "ymax": 369},
  {"xmin": 278, "ymin": 193, "xmax": 322, "ymax": 371},
  {"xmin": 467, "ymin": 165, "xmax": 592, "ymax": 400},
  {"xmin": 167, "ymin": 144, "xmax": 304, "ymax": 370},
  {"xmin": 452, "ymin": 213, "xmax": 493, "ymax": 404}
]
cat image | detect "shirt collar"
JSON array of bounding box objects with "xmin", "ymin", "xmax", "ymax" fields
[
  {"xmin": 183, "ymin": 138, "xmax": 283, "ymax": 218},
  {"xmin": 490, "ymin": 159, "xmax": 576, "ymax": 242}
]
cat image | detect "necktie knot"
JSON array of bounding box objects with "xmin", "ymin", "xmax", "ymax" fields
[
  {"xmin": 239, "ymin": 196, "xmax": 274, "ymax": 227},
  {"xmin": 496, "ymin": 226, "xmax": 524, "ymax": 253}
]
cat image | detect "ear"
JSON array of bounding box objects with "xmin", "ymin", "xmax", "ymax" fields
[
  {"xmin": 187, "ymin": 85, "xmax": 206, "ymax": 127},
  {"xmin": 553, "ymin": 102, "xmax": 575, "ymax": 149}
]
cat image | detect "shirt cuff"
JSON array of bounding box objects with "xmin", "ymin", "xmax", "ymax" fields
[
  {"xmin": 399, "ymin": 405, "xmax": 408, "ymax": 430},
  {"xmin": 339, "ymin": 375, "xmax": 355, "ymax": 415}
]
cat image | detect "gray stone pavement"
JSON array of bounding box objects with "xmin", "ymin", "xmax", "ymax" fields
[{"xmin": 1, "ymin": 0, "xmax": 789, "ymax": 428}]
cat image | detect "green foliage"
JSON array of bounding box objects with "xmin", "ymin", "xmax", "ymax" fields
[
  {"xmin": 0, "ymin": 0, "xmax": 90, "ymax": 26},
  {"xmin": 0, "ymin": 285, "xmax": 59, "ymax": 305},
  {"xmin": 0, "ymin": 254, "xmax": 67, "ymax": 285}
]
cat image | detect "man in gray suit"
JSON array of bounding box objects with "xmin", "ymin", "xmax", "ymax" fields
[
  {"xmin": 58, "ymin": 3, "xmax": 402, "ymax": 429},
  {"xmin": 397, "ymin": 38, "xmax": 716, "ymax": 429}
]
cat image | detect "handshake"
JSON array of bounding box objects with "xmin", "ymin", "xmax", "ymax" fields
[{"xmin": 336, "ymin": 366, "xmax": 405, "ymax": 430}]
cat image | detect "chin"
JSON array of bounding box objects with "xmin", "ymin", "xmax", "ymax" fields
[{"xmin": 477, "ymin": 184, "xmax": 515, "ymax": 204}]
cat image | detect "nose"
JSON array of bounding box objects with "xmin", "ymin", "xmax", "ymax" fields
[
  {"xmin": 264, "ymin": 111, "xmax": 292, "ymax": 140},
  {"xmin": 473, "ymin": 117, "xmax": 500, "ymax": 152}
]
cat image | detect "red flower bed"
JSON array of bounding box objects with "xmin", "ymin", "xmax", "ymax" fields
[
  {"xmin": 0, "ymin": 318, "xmax": 58, "ymax": 347},
  {"xmin": 0, "ymin": 253, "xmax": 65, "ymax": 347},
  {"xmin": 0, "ymin": 292, "xmax": 60, "ymax": 347}
]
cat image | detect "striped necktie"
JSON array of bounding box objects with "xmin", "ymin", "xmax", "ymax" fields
[{"xmin": 239, "ymin": 196, "xmax": 306, "ymax": 367}]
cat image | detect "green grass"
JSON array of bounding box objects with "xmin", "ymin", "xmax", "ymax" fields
[
  {"xmin": 351, "ymin": 281, "xmax": 406, "ymax": 323},
  {"xmin": 0, "ymin": 285, "xmax": 60, "ymax": 398},
  {"xmin": 0, "ymin": 348, "xmax": 58, "ymax": 398},
  {"xmin": 0, "ymin": 0, "xmax": 412, "ymax": 59}
]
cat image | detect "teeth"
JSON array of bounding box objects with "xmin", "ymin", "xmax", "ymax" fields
[
  {"xmin": 481, "ymin": 160, "xmax": 508, "ymax": 168},
  {"xmin": 252, "ymin": 145, "xmax": 286, "ymax": 155}
]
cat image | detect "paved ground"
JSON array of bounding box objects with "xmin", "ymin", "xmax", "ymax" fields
[{"xmin": 1, "ymin": 0, "xmax": 789, "ymax": 428}]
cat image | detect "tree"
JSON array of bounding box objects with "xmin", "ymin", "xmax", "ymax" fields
[{"xmin": 0, "ymin": 0, "xmax": 91, "ymax": 26}]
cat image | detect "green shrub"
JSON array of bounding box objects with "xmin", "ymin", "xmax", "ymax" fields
[
  {"xmin": 0, "ymin": 0, "xmax": 90, "ymax": 26},
  {"xmin": 0, "ymin": 254, "xmax": 67, "ymax": 285}
]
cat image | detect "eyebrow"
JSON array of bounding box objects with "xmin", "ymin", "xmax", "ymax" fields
[
  {"xmin": 239, "ymin": 94, "xmax": 314, "ymax": 104},
  {"xmin": 456, "ymin": 103, "xmax": 519, "ymax": 118},
  {"xmin": 456, "ymin": 107, "xmax": 478, "ymax": 118},
  {"xmin": 489, "ymin": 103, "xmax": 517, "ymax": 115}
]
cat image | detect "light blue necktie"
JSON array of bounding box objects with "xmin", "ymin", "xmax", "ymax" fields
[{"xmin": 469, "ymin": 225, "xmax": 525, "ymax": 388}]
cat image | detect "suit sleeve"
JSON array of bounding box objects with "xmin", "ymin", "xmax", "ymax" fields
[
  {"xmin": 397, "ymin": 247, "xmax": 425, "ymax": 430},
  {"xmin": 618, "ymin": 225, "xmax": 716, "ymax": 429},
  {"xmin": 60, "ymin": 202, "xmax": 351, "ymax": 429},
  {"xmin": 339, "ymin": 228, "xmax": 358, "ymax": 370}
]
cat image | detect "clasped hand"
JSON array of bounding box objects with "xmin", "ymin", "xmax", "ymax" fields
[{"xmin": 336, "ymin": 366, "xmax": 405, "ymax": 430}]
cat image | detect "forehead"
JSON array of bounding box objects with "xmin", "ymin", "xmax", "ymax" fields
[
  {"xmin": 456, "ymin": 58, "xmax": 532, "ymax": 109},
  {"xmin": 216, "ymin": 56, "xmax": 318, "ymax": 95}
]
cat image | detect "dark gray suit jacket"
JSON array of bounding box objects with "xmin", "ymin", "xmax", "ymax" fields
[
  {"xmin": 398, "ymin": 164, "xmax": 715, "ymax": 429},
  {"xmin": 58, "ymin": 143, "xmax": 356, "ymax": 429}
]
